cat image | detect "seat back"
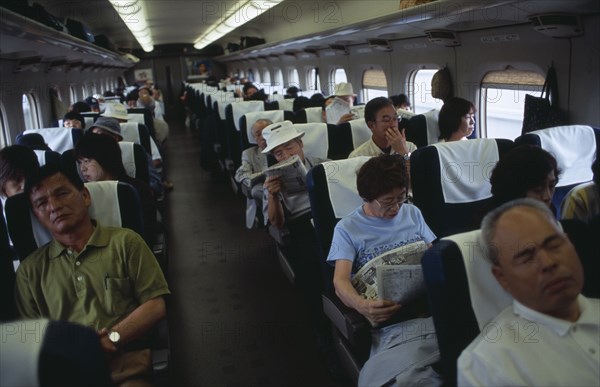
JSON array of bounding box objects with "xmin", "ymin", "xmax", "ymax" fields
[
  {"xmin": 225, "ymin": 101, "xmax": 265, "ymax": 168},
  {"xmin": 120, "ymin": 122, "xmax": 152, "ymax": 156},
  {"xmin": 80, "ymin": 112, "xmax": 99, "ymax": 130},
  {"xmin": 275, "ymin": 98, "xmax": 295, "ymax": 112},
  {"xmin": 22, "ymin": 128, "xmax": 83, "ymax": 153},
  {"xmin": 307, "ymin": 157, "xmax": 371, "ymax": 287},
  {"xmin": 127, "ymin": 108, "xmax": 155, "ymax": 138},
  {"xmin": 515, "ymin": 125, "xmax": 599, "ymax": 210},
  {"xmin": 338, "ymin": 118, "xmax": 372, "ymax": 152},
  {"xmin": 296, "ymin": 107, "xmax": 323, "ymax": 123},
  {"xmin": 405, "ymin": 108, "xmax": 440, "ymax": 148},
  {"xmin": 33, "ymin": 150, "xmax": 61, "ymax": 167},
  {"xmin": 411, "ymin": 138, "xmax": 514, "ymax": 238},
  {"xmin": 294, "ymin": 123, "xmax": 330, "ymax": 160},
  {"xmin": 5, "ymin": 181, "xmax": 144, "ymax": 261}
]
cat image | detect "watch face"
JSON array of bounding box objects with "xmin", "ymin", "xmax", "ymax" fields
[{"xmin": 108, "ymin": 330, "xmax": 120, "ymax": 343}]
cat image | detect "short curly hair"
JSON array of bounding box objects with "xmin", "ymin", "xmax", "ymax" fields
[{"xmin": 357, "ymin": 154, "xmax": 408, "ymax": 201}]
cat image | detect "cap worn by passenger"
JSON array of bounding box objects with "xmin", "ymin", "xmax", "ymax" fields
[
  {"xmin": 262, "ymin": 120, "xmax": 305, "ymax": 154},
  {"xmin": 91, "ymin": 117, "xmax": 122, "ymax": 139},
  {"xmin": 15, "ymin": 133, "xmax": 51, "ymax": 151},
  {"xmin": 102, "ymin": 103, "xmax": 129, "ymax": 120},
  {"xmin": 332, "ymin": 82, "xmax": 356, "ymax": 97},
  {"xmin": 84, "ymin": 97, "xmax": 99, "ymax": 108}
]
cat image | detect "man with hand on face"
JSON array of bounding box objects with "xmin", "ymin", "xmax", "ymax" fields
[
  {"xmin": 458, "ymin": 198, "xmax": 599, "ymax": 386},
  {"xmin": 349, "ymin": 97, "xmax": 416, "ymax": 159}
]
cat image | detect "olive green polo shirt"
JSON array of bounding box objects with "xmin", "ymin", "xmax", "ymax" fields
[{"xmin": 15, "ymin": 222, "xmax": 170, "ymax": 330}]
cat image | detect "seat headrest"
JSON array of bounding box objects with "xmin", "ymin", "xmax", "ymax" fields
[
  {"xmin": 432, "ymin": 139, "xmax": 499, "ymax": 203},
  {"xmin": 348, "ymin": 119, "xmax": 371, "ymax": 149},
  {"xmin": 444, "ymin": 230, "xmax": 512, "ymax": 329},
  {"xmin": 231, "ymin": 101, "xmax": 264, "ymax": 131},
  {"xmin": 85, "ymin": 181, "xmax": 122, "ymax": 228},
  {"xmin": 321, "ymin": 156, "xmax": 371, "ymax": 218},
  {"xmin": 294, "ymin": 123, "xmax": 329, "ymax": 160},
  {"xmin": 528, "ymin": 125, "xmax": 596, "ymax": 187}
]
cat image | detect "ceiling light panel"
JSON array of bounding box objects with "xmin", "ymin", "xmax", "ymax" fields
[{"xmin": 109, "ymin": 0, "xmax": 154, "ymax": 52}]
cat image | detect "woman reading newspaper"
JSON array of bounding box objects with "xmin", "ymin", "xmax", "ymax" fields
[{"xmin": 326, "ymin": 154, "xmax": 442, "ymax": 386}]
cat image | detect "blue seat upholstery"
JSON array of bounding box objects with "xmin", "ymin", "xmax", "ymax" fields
[
  {"xmin": 411, "ymin": 138, "xmax": 514, "ymax": 238},
  {"xmin": 515, "ymin": 125, "xmax": 600, "ymax": 211},
  {"xmin": 0, "ymin": 200, "xmax": 17, "ymax": 322},
  {"xmin": 127, "ymin": 108, "xmax": 155, "ymax": 139}
]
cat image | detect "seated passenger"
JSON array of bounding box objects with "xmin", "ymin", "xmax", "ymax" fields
[
  {"xmin": 349, "ymin": 97, "xmax": 416, "ymax": 159},
  {"xmin": 69, "ymin": 101, "xmax": 92, "ymax": 114},
  {"xmin": 74, "ymin": 132, "xmax": 157, "ymax": 246},
  {"xmin": 322, "ymin": 83, "xmax": 357, "ymax": 124},
  {"xmin": 138, "ymin": 95, "xmax": 169, "ymax": 147},
  {"xmin": 438, "ymin": 96, "xmax": 476, "ymax": 142},
  {"xmin": 285, "ymin": 86, "xmax": 299, "ymax": 99},
  {"xmin": 62, "ymin": 112, "xmax": 85, "ymax": 130},
  {"xmin": 458, "ymin": 198, "xmax": 599, "ymax": 386},
  {"xmin": 490, "ymin": 145, "xmax": 560, "ymax": 210},
  {"xmin": 14, "ymin": 163, "xmax": 170, "ymax": 386},
  {"xmin": 327, "ymin": 154, "xmax": 440, "ymax": 386},
  {"xmin": 242, "ymin": 83, "xmax": 259, "ymax": 100},
  {"xmin": 234, "ymin": 119, "xmax": 272, "ymax": 226},
  {"xmin": 0, "ymin": 145, "xmax": 40, "ymax": 201},
  {"xmin": 84, "ymin": 97, "xmax": 101, "ymax": 113},
  {"xmin": 14, "ymin": 133, "xmax": 51, "ymax": 151},
  {"xmin": 561, "ymin": 156, "xmax": 600, "ymax": 223},
  {"xmin": 261, "ymin": 121, "xmax": 329, "ymax": 351}
]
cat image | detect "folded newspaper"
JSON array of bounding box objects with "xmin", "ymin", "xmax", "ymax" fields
[
  {"xmin": 263, "ymin": 154, "xmax": 307, "ymax": 197},
  {"xmin": 351, "ymin": 241, "xmax": 428, "ymax": 325}
]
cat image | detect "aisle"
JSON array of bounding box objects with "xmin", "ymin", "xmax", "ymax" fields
[{"xmin": 161, "ymin": 120, "xmax": 342, "ymax": 386}]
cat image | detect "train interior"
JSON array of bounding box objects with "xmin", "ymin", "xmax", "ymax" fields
[{"xmin": 1, "ymin": 0, "xmax": 599, "ymax": 385}]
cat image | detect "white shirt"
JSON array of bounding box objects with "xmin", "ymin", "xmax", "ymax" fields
[
  {"xmin": 458, "ymin": 295, "xmax": 600, "ymax": 386},
  {"xmin": 348, "ymin": 137, "xmax": 417, "ymax": 158}
]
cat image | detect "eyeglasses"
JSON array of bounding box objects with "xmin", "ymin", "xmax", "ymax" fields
[
  {"xmin": 377, "ymin": 115, "xmax": 399, "ymax": 124},
  {"xmin": 374, "ymin": 192, "xmax": 408, "ymax": 212}
]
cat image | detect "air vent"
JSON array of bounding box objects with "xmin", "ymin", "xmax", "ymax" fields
[
  {"xmin": 425, "ymin": 29, "xmax": 460, "ymax": 47},
  {"xmin": 367, "ymin": 39, "xmax": 392, "ymax": 52},
  {"xmin": 329, "ymin": 44, "xmax": 349, "ymax": 55},
  {"xmin": 529, "ymin": 13, "xmax": 583, "ymax": 38}
]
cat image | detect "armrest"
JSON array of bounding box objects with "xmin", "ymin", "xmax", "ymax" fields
[{"xmin": 322, "ymin": 290, "xmax": 369, "ymax": 345}]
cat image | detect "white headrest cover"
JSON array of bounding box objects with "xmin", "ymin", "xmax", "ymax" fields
[
  {"xmin": 23, "ymin": 128, "xmax": 79, "ymax": 154},
  {"xmin": 118, "ymin": 142, "xmax": 137, "ymax": 179},
  {"xmin": 85, "ymin": 181, "xmax": 122, "ymax": 228},
  {"xmin": 232, "ymin": 101, "xmax": 264, "ymax": 132},
  {"xmin": 126, "ymin": 113, "xmax": 144, "ymax": 125},
  {"xmin": 277, "ymin": 98, "xmax": 295, "ymax": 111},
  {"xmin": 245, "ymin": 111, "xmax": 285, "ymax": 145},
  {"xmin": 119, "ymin": 122, "xmax": 141, "ymax": 144},
  {"xmin": 0, "ymin": 319, "xmax": 49, "ymax": 387},
  {"xmin": 216, "ymin": 93, "xmax": 242, "ymax": 120},
  {"xmin": 423, "ymin": 108, "xmax": 441, "ymax": 144},
  {"xmin": 295, "ymin": 123, "xmax": 329, "ymax": 160},
  {"xmin": 323, "ymin": 156, "xmax": 371, "ymax": 218},
  {"xmin": 349, "ymin": 119, "xmax": 371, "ymax": 149},
  {"xmin": 305, "ymin": 107, "xmax": 323, "ymax": 123},
  {"xmin": 529, "ymin": 125, "xmax": 596, "ymax": 187},
  {"xmin": 433, "ymin": 139, "xmax": 499, "ymax": 203},
  {"xmin": 444, "ymin": 230, "xmax": 512, "ymax": 329},
  {"xmin": 33, "ymin": 150, "xmax": 46, "ymax": 166}
]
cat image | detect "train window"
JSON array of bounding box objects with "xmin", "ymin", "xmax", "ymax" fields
[
  {"xmin": 22, "ymin": 93, "xmax": 40, "ymax": 130},
  {"xmin": 307, "ymin": 68, "xmax": 321, "ymax": 94},
  {"xmin": 247, "ymin": 69, "xmax": 255, "ymax": 82},
  {"xmin": 0, "ymin": 102, "xmax": 8, "ymax": 148},
  {"xmin": 481, "ymin": 68, "xmax": 544, "ymax": 140},
  {"xmin": 332, "ymin": 68, "xmax": 347, "ymax": 84},
  {"xmin": 253, "ymin": 70, "xmax": 261, "ymax": 84},
  {"xmin": 288, "ymin": 68, "xmax": 300, "ymax": 88},
  {"xmin": 411, "ymin": 69, "xmax": 442, "ymax": 114},
  {"xmin": 263, "ymin": 69, "xmax": 271, "ymax": 84},
  {"xmin": 362, "ymin": 68, "xmax": 388, "ymax": 101},
  {"xmin": 274, "ymin": 68, "xmax": 284, "ymax": 92},
  {"xmin": 69, "ymin": 86, "xmax": 76, "ymax": 104}
]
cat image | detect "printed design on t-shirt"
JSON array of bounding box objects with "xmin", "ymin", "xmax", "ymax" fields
[{"xmin": 353, "ymin": 236, "xmax": 423, "ymax": 272}]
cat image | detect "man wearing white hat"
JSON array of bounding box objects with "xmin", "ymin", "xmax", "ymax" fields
[
  {"xmin": 261, "ymin": 120, "xmax": 327, "ymax": 229},
  {"xmin": 322, "ymin": 82, "xmax": 357, "ymax": 124},
  {"xmin": 261, "ymin": 120, "xmax": 330, "ymax": 356}
]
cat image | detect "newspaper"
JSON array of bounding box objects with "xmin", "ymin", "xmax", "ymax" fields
[
  {"xmin": 325, "ymin": 97, "xmax": 352, "ymax": 124},
  {"xmin": 263, "ymin": 154, "xmax": 307, "ymax": 197},
  {"xmin": 350, "ymin": 105, "xmax": 365, "ymax": 119},
  {"xmin": 351, "ymin": 240, "xmax": 427, "ymax": 304}
]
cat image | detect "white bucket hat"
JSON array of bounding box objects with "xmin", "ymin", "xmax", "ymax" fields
[
  {"xmin": 332, "ymin": 82, "xmax": 356, "ymax": 97},
  {"xmin": 102, "ymin": 103, "xmax": 129, "ymax": 120},
  {"xmin": 262, "ymin": 120, "xmax": 305, "ymax": 154}
]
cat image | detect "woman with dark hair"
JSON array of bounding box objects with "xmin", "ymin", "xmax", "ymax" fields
[
  {"xmin": 490, "ymin": 145, "xmax": 560, "ymax": 208},
  {"xmin": 438, "ymin": 96, "xmax": 476, "ymax": 141},
  {"xmin": 74, "ymin": 132, "xmax": 156, "ymax": 245},
  {"xmin": 327, "ymin": 154, "xmax": 440, "ymax": 386},
  {"xmin": 0, "ymin": 145, "xmax": 40, "ymax": 199}
]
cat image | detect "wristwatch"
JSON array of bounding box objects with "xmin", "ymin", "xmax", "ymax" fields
[
  {"xmin": 402, "ymin": 152, "xmax": 411, "ymax": 161},
  {"xmin": 108, "ymin": 330, "xmax": 120, "ymax": 345}
]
